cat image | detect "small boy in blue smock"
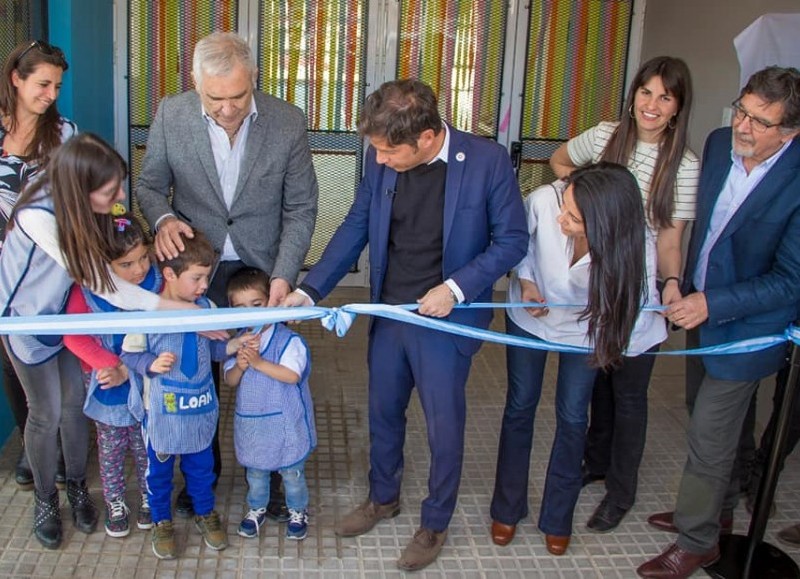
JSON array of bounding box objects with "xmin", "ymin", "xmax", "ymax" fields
[
  {"xmin": 224, "ymin": 267, "xmax": 316, "ymax": 540},
  {"xmin": 121, "ymin": 231, "xmax": 249, "ymax": 559}
]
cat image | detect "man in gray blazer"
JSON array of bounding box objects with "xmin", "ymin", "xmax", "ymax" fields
[
  {"xmin": 136, "ymin": 31, "xmax": 318, "ymax": 308},
  {"xmin": 135, "ymin": 31, "xmax": 318, "ymax": 523}
]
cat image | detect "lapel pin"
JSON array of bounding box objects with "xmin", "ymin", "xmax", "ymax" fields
[{"xmin": 455, "ymin": 152, "xmax": 465, "ymax": 162}]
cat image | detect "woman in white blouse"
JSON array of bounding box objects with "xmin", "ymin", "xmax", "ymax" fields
[
  {"xmin": 489, "ymin": 162, "xmax": 659, "ymax": 556},
  {"xmin": 549, "ymin": 56, "xmax": 698, "ymax": 533}
]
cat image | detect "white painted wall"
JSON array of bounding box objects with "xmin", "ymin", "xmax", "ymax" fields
[{"xmin": 640, "ymin": 1, "xmax": 799, "ymax": 155}]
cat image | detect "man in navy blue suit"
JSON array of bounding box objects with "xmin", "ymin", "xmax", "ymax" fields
[
  {"xmin": 638, "ymin": 66, "xmax": 800, "ymax": 578},
  {"xmin": 284, "ymin": 79, "xmax": 528, "ymax": 570}
]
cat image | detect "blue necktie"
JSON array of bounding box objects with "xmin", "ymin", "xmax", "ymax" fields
[{"xmin": 180, "ymin": 333, "xmax": 198, "ymax": 378}]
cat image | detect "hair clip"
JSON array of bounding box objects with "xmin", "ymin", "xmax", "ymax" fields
[
  {"xmin": 111, "ymin": 203, "xmax": 127, "ymax": 217},
  {"xmin": 114, "ymin": 218, "xmax": 131, "ymax": 232}
]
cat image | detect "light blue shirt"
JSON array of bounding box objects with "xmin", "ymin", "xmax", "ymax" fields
[
  {"xmin": 202, "ymin": 97, "xmax": 258, "ymax": 261},
  {"xmin": 693, "ymin": 138, "xmax": 792, "ymax": 291}
]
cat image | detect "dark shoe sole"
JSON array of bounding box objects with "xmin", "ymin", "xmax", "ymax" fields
[
  {"xmin": 72, "ymin": 515, "xmax": 98, "ymax": 534},
  {"xmin": 15, "ymin": 479, "xmax": 34, "ymax": 491},
  {"xmin": 35, "ymin": 530, "xmax": 62, "ymax": 550}
]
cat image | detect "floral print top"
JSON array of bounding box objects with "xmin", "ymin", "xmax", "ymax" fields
[{"xmin": 0, "ymin": 116, "xmax": 77, "ymax": 247}]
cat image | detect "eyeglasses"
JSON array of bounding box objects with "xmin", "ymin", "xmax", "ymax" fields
[
  {"xmin": 731, "ymin": 100, "xmax": 781, "ymax": 133},
  {"xmin": 14, "ymin": 40, "xmax": 66, "ymax": 68}
]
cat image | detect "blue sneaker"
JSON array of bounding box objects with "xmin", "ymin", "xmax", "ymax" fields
[
  {"xmin": 237, "ymin": 507, "xmax": 267, "ymax": 538},
  {"xmin": 286, "ymin": 509, "xmax": 308, "ymax": 540}
]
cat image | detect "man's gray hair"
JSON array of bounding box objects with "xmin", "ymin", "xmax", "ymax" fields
[{"xmin": 192, "ymin": 32, "xmax": 256, "ymax": 90}]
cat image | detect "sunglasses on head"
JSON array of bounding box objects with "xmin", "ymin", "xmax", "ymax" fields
[{"xmin": 15, "ymin": 40, "xmax": 66, "ymax": 68}]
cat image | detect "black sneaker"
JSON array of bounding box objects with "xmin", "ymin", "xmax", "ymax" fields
[{"xmin": 175, "ymin": 487, "xmax": 195, "ymax": 518}]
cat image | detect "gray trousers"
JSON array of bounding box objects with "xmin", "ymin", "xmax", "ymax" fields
[
  {"xmin": 2, "ymin": 338, "xmax": 89, "ymax": 495},
  {"xmin": 674, "ymin": 329, "xmax": 759, "ymax": 553}
]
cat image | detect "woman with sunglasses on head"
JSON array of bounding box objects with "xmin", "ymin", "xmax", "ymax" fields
[
  {"xmin": 0, "ymin": 40, "xmax": 76, "ymax": 491},
  {"xmin": 548, "ymin": 56, "xmax": 699, "ymax": 533},
  {"xmin": 0, "ymin": 133, "xmax": 198, "ymax": 549}
]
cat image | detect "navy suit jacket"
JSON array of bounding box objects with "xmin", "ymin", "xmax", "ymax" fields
[
  {"xmin": 683, "ymin": 128, "xmax": 800, "ymax": 381},
  {"xmin": 302, "ymin": 125, "xmax": 529, "ymax": 356}
]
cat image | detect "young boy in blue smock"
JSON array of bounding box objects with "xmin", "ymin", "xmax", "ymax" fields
[
  {"xmin": 224, "ymin": 267, "xmax": 316, "ymax": 540},
  {"xmin": 121, "ymin": 231, "xmax": 249, "ymax": 559}
]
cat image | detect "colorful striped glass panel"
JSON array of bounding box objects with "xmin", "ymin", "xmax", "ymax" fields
[
  {"xmin": 397, "ymin": 0, "xmax": 507, "ymax": 137},
  {"xmin": 522, "ymin": 0, "xmax": 632, "ymax": 140},
  {"xmin": 128, "ymin": 0, "xmax": 238, "ymax": 128}
]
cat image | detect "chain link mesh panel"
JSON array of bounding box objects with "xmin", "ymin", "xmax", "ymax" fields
[
  {"xmin": 0, "ymin": 1, "xmax": 39, "ymax": 64},
  {"xmin": 397, "ymin": 0, "xmax": 507, "ymax": 138},
  {"xmin": 518, "ymin": 0, "xmax": 632, "ymax": 193},
  {"xmin": 258, "ymin": 0, "xmax": 367, "ymax": 269}
]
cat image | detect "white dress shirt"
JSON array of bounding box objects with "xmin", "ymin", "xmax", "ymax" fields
[{"xmin": 508, "ymin": 181, "xmax": 666, "ymax": 355}]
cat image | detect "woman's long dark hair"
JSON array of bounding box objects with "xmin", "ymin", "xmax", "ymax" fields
[
  {"xmin": 568, "ymin": 162, "xmax": 646, "ymax": 368},
  {"xmin": 601, "ymin": 56, "xmax": 692, "ymax": 230},
  {"xmin": 11, "ymin": 133, "xmax": 127, "ymax": 293},
  {"xmin": 0, "ymin": 40, "xmax": 69, "ymax": 162}
]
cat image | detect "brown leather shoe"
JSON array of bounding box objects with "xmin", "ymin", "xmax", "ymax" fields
[
  {"xmin": 334, "ymin": 498, "xmax": 400, "ymax": 537},
  {"xmin": 647, "ymin": 511, "xmax": 733, "ymax": 535},
  {"xmin": 397, "ymin": 528, "xmax": 447, "ymax": 571},
  {"xmin": 491, "ymin": 521, "xmax": 516, "ymax": 546},
  {"xmin": 545, "ymin": 534, "xmax": 570, "ymax": 555},
  {"xmin": 637, "ymin": 542, "xmax": 720, "ymax": 577}
]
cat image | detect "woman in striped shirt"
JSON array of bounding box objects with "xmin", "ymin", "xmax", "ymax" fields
[{"xmin": 549, "ymin": 56, "xmax": 699, "ymax": 533}]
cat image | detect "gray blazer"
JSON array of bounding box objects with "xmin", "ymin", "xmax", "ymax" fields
[{"xmin": 135, "ymin": 90, "xmax": 318, "ymax": 285}]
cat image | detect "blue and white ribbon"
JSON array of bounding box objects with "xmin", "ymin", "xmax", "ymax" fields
[{"xmin": 0, "ymin": 301, "xmax": 796, "ymax": 355}]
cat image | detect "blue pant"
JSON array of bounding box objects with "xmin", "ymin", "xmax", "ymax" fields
[
  {"xmin": 367, "ymin": 318, "xmax": 472, "ymax": 532},
  {"xmin": 246, "ymin": 460, "xmax": 308, "ymax": 511},
  {"xmin": 146, "ymin": 440, "xmax": 215, "ymax": 523},
  {"xmin": 491, "ymin": 315, "xmax": 598, "ymax": 536}
]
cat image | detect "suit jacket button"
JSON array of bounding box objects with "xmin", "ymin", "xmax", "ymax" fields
[{"xmin": 227, "ymin": 219, "xmax": 233, "ymax": 226}]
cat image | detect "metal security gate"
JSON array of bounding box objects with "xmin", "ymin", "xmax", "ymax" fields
[
  {"xmin": 395, "ymin": 0, "xmax": 508, "ymax": 139},
  {"xmin": 117, "ymin": 0, "xmax": 639, "ymax": 283},
  {"xmin": 256, "ymin": 0, "xmax": 368, "ymax": 268},
  {"xmin": 125, "ymin": 1, "xmax": 240, "ymax": 236},
  {"xmin": 509, "ymin": 0, "xmax": 636, "ymax": 194}
]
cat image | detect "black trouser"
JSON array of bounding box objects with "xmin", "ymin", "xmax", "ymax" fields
[
  {"xmin": 2, "ymin": 341, "xmax": 29, "ymax": 435},
  {"xmin": 583, "ymin": 345, "xmax": 658, "ymax": 510},
  {"xmin": 206, "ymin": 260, "xmax": 283, "ymax": 500}
]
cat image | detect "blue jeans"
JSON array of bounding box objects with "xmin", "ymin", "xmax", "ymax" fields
[
  {"xmin": 246, "ymin": 460, "xmax": 308, "ymax": 511},
  {"xmin": 491, "ymin": 315, "xmax": 598, "ymax": 536}
]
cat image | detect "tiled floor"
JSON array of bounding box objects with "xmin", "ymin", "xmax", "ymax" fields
[{"xmin": 0, "ymin": 287, "xmax": 798, "ymax": 578}]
